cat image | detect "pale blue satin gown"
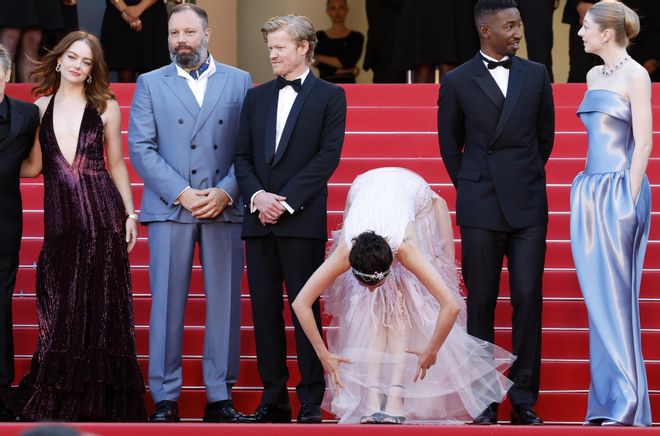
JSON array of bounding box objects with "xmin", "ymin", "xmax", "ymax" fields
[{"xmin": 570, "ymin": 89, "xmax": 652, "ymax": 426}]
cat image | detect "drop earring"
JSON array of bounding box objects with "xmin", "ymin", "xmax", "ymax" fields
[
  {"xmin": 87, "ymin": 75, "xmax": 92, "ymax": 84},
  {"xmin": 55, "ymin": 63, "xmax": 62, "ymax": 72}
]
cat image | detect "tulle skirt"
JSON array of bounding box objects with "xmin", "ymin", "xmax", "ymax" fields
[{"xmin": 324, "ymin": 194, "xmax": 514, "ymax": 424}]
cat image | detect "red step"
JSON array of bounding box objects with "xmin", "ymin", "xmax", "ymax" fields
[
  {"xmin": 11, "ymin": 326, "xmax": 660, "ymax": 361},
  {"xmin": 13, "ymin": 264, "xmax": 660, "ymax": 300},
  {"xmin": 11, "ymin": 296, "xmax": 660, "ymax": 330}
]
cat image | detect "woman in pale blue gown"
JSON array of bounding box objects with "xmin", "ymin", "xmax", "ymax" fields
[{"xmin": 571, "ymin": 0, "xmax": 653, "ymax": 426}]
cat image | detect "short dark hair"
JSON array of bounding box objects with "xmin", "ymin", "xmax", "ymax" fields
[
  {"xmin": 474, "ymin": 0, "xmax": 518, "ymax": 24},
  {"xmin": 349, "ymin": 231, "xmax": 393, "ymax": 286},
  {"xmin": 169, "ymin": 3, "xmax": 209, "ymax": 28}
]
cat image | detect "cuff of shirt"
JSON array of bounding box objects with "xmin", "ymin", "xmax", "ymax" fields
[
  {"xmin": 218, "ymin": 188, "xmax": 233, "ymax": 206},
  {"xmin": 250, "ymin": 190, "xmax": 265, "ymax": 213},
  {"xmin": 173, "ymin": 186, "xmax": 191, "ymax": 205}
]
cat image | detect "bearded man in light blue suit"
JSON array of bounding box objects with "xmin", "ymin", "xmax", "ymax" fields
[{"xmin": 128, "ymin": 4, "xmax": 251, "ymax": 423}]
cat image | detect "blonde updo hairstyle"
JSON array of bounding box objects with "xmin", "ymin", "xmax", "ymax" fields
[{"xmin": 588, "ymin": 0, "xmax": 640, "ymax": 47}]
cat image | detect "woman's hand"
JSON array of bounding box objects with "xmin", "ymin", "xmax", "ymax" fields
[
  {"xmin": 320, "ymin": 352, "xmax": 353, "ymax": 392},
  {"xmin": 406, "ymin": 347, "xmax": 437, "ymax": 382},
  {"xmin": 125, "ymin": 217, "xmax": 138, "ymax": 253}
]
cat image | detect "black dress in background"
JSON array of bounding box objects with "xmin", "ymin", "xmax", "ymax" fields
[
  {"xmin": 392, "ymin": 0, "xmax": 478, "ymax": 71},
  {"xmin": 7, "ymin": 98, "xmax": 146, "ymax": 422},
  {"xmin": 0, "ymin": 0, "xmax": 63, "ymax": 30},
  {"xmin": 315, "ymin": 30, "xmax": 364, "ymax": 83},
  {"xmin": 100, "ymin": 0, "xmax": 169, "ymax": 73}
]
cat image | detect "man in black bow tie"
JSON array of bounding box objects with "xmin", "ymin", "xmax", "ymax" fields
[
  {"xmin": 0, "ymin": 45, "xmax": 39, "ymax": 420},
  {"xmin": 438, "ymin": 0, "xmax": 554, "ymax": 426},
  {"xmin": 234, "ymin": 15, "xmax": 346, "ymax": 424}
]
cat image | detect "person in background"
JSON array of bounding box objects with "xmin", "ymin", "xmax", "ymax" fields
[
  {"xmin": 100, "ymin": 0, "xmax": 170, "ymax": 82},
  {"xmin": 314, "ymin": 0, "xmax": 364, "ymax": 83},
  {"xmin": 516, "ymin": 0, "xmax": 557, "ymax": 81},
  {"xmin": 363, "ymin": 0, "xmax": 405, "ymax": 83},
  {"xmin": 0, "ymin": 44, "xmax": 39, "ymax": 422},
  {"xmin": 563, "ymin": 0, "xmax": 599, "ymax": 82}
]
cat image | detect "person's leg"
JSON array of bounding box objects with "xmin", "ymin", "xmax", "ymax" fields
[
  {"xmin": 17, "ymin": 29, "xmax": 41, "ymax": 83},
  {"xmin": 117, "ymin": 70, "xmax": 137, "ymax": 83},
  {"xmin": 517, "ymin": 0, "xmax": 555, "ymax": 81},
  {"xmin": 147, "ymin": 222, "xmax": 196, "ymax": 403},
  {"xmin": 567, "ymin": 23, "xmax": 597, "ymax": 82},
  {"xmin": 199, "ymin": 222, "xmax": 243, "ymax": 402},
  {"xmin": 383, "ymin": 326, "xmax": 408, "ymax": 418},
  {"xmin": 0, "ymin": 254, "xmax": 18, "ymax": 394},
  {"xmin": 245, "ymin": 235, "xmax": 290, "ymax": 407},
  {"xmin": 506, "ymin": 224, "xmax": 546, "ymax": 408},
  {"xmin": 0, "ymin": 29, "xmax": 20, "ymax": 60},
  {"xmin": 279, "ymin": 237, "xmax": 327, "ymax": 406}
]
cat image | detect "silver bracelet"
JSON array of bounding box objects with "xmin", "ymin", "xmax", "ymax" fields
[{"xmin": 127, "ymin": 213, "xmax": 139, "ymax": 220}]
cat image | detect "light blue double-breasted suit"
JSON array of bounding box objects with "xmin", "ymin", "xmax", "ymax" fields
[{"xmin": 128, "ymin": 59, "xmax": 251, "ymax": 403}]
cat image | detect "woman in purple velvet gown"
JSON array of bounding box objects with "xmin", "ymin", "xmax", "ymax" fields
[{"xmin": 7, "ymin": 31, "xmax": 146, "ymax": 421}]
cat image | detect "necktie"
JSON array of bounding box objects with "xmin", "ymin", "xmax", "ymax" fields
[
  {"xmin": 277, "ymin": 76, "xmax": 302, "ymax": 92},
  {"xmin": 481, "ymin": 56, "xmax": 512, "ymax": 70}
]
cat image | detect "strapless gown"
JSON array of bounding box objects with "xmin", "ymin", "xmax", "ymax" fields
[
  {"xmin": 570, "ymin": 89, "xmax": 652, "ymax": 426},
  {"xmin": 7, "ymin": 97, "xmax": 146, "ymax": 421},
  {"xmin": 324, "ymin": 167, "xmax": 514, "ymax": 424}
]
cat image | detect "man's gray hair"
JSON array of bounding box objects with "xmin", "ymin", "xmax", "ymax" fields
[
  {"xmin": 0, "ymin": 44, "xmax": 11, "ymax": 73},
  {"xmin": 261, "ymin": 15, "xmax": 317, "ymax": 63}
]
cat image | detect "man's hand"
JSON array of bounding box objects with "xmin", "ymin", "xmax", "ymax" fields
[
  {"xmin": 254, "ymin": 191, "xmax": 287, "ymax": 221},
  {"xmin": 190, "ymin": 188, "xmax": 230, "ymax": 219}
]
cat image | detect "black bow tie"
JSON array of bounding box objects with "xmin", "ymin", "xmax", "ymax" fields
[
  {"xmin": 277, "ymin": 76, "xmax": 302, "ymax": 92},
  {"xmin": 482, "ymin": 56, "xmax": 512, "ymax": 70}
]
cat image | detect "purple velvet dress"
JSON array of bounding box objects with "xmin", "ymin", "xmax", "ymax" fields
[{"xmin": 8, "ymin": 97, "xmax": 146, "ymax": 421}]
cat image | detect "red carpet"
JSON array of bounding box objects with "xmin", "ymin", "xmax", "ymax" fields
[{"xmin": 3, "ymin": 83, "xmax": 659, "ymax": 429}]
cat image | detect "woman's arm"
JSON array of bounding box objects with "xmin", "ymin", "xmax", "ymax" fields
[
  {"xmin": 627, "ymin": 66, "xmax": 653, "ymax": 201},
  {"xmin": 292, "ymin": 237, "xmax": 352, "ymax": 391},
  {"xmin": 104, "ymin": 99, "xmax": 138, "ymax": 252},
  {"xmin": 20, "ymin": 128, "xmax": 42, "ymax": 178},
  {"xmin": 397, "ymin": 229, "xmax": 461, "ymax": 382}
]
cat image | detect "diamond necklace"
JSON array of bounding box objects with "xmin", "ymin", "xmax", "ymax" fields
[{"xmin": 601, "ymin": 56, "xmax": 629, "ymax": 77}]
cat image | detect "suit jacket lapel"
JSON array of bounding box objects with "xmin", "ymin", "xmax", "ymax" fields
[
  {"xmin": 192, "ymin": 63, "xmax": 228, "ymax": 138},
  {"xmin": 162, "ymin": 63, "xmax": 201, "ymax": 120},
  {"xmin": 491, "ymin": 57, "xmax": 525, "ymax": 145},
  {"xmin": 271, "ymin": 73, "xmax": 317, "ymax": 166},
  {"xmin": 471, "ymin": 54, "xmax": 505, "ymax": 111},
  {"xmin": 264, "ymin": 81, "xmax": 278, "ymax": 165},
  {"xmin": 0, "ymin": 97, "xmax": 25, "ymax": 151}
]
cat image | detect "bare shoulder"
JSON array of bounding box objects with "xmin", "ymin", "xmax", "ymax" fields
[
  {"xmin": 34, "ymin": 95, "xmax": 52, "ymax": 113},
  {"xmin": 101, "ymin": 99, "xmax": 121, "ymax": 121},
  {"xmin": 585, "ymin": 66, "xmax": 600, "ymax": 86}
]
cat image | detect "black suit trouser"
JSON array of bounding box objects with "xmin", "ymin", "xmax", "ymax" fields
[
  {"xmin": 460, "ymin": 224, "xmax": 546, "ymax": 407},
  {"xmin": 517, "ymin": 0, "xmax": 556, "ymax": 82},
  {"xmin": 245, "ymin": 234, "xmax": 326, "ymax": 406},
  {"xmin": 567, "ymin": 23, "xmax": 598, "ymax": 82},
  {"xmin": 0, "ymin": 254, "xmax": 18, "ymax": 391}
]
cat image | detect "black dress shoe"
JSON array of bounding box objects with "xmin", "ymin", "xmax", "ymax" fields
[
  {"xmin": 0, "ymin": 403, "xmax": 17, "ymax": 422},
  {"xmin": 297, "ymin": 404, "xmax": 322, "ymax": 423},
  {"xmin": 510, "ymin": 406, "xmax": 543, "ymax": 425},
  {"xmin": 149, "ymin": 400, "xmax": 180, "ymax": 422},
  {"xmin": 241, "ymin": 403, "xmax": 292, "ymax": 423},
  {"xmin": 203, "ymin": 400, "xmax": 244, "ymax": 423},
  {"xmin": 472, "ymin": 402, "xmax": 498, "ymax": 425}
]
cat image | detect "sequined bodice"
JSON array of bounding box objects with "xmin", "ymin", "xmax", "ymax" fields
[{"xmin": 577, "ymin": 89, "xmax": 634, "ymax": 174}]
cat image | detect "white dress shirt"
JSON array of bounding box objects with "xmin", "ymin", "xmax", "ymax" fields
[
  {"xmin": 175, "ymin": 54, "xmax": 217, "ymax": 107},
  {"xmin": 481, "ymin": 51, "xmax": 510, "ymax": 97}
]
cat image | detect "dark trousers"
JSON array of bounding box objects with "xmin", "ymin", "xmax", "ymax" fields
[
  {"xmin": 460, "ymin": 224, "xmax": 546, "ymax": 407},
  {"xmin": 517, "ymin": 0, "xmax": 556, "ymax": 82},
  {"xmin": 245, "ymin": 234, "xmax": 326, "ymax": 406},
  {"xmin": 0, "ymin": 254, "xmax": 18, "ymax": 391}
]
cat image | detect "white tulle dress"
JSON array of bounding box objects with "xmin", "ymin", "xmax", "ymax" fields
[{"xmin": 324, "ymin": 168, "xmax": 514, "ymax": 424}]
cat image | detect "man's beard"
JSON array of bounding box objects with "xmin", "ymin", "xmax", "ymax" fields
[{"xmin": 170, "ymin": 41, "xmax": 207, "ymax": 68}]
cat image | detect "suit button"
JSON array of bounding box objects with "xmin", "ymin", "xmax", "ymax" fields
[
  {"xmin": 178, "ymin": 119, "xmax": 184, "ymax": 124},
  {"xmin": 213, "ymin": 145, "xmax": 218, "ymax": 150},
  {"xmin": 487, "ymin": 150, "xmax": 493, "ymax": 155},
  {"xmin": 215, "ymin": 169, "xmax": 220, "ymax": 174},
  {"xmin": 218, "ymin": 119, "xmax": 223, "ymax": 124},
  {"xmin": 191, "ymin": 169, "xmax": 197, "ymax": 175},
  {"xmin": 191, "ymin": 144, "xmax": 197, "ymax": 150}
]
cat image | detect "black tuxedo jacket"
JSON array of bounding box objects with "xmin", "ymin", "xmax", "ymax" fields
[
  {"xmin": 0, "ymin": 97, "xmax": 39, "ymax": 256},
  {"xmin": 234, "ymin": 73, "xmax": 346, "ymax": 240},
  {"xmin": 438, "ymin": 54, "xmax": 554, "ymax": 230}
]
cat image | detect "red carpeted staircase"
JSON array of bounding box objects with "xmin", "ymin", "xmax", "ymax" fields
[{"xmin": 3, "ymin": 83, "xmax": 659, "ymax": 434}]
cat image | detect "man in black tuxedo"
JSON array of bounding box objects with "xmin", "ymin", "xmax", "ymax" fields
[
  {"xmin": 438, "ymin": 0, "xmax": 554, "ymax": 425},
  {"xmin": 234, "ymin": 15, "xmax": 346, "ymax": 424},
  {"xmin": 0, "ymin": 45, "xmax": 39, "ymax": 418}
]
